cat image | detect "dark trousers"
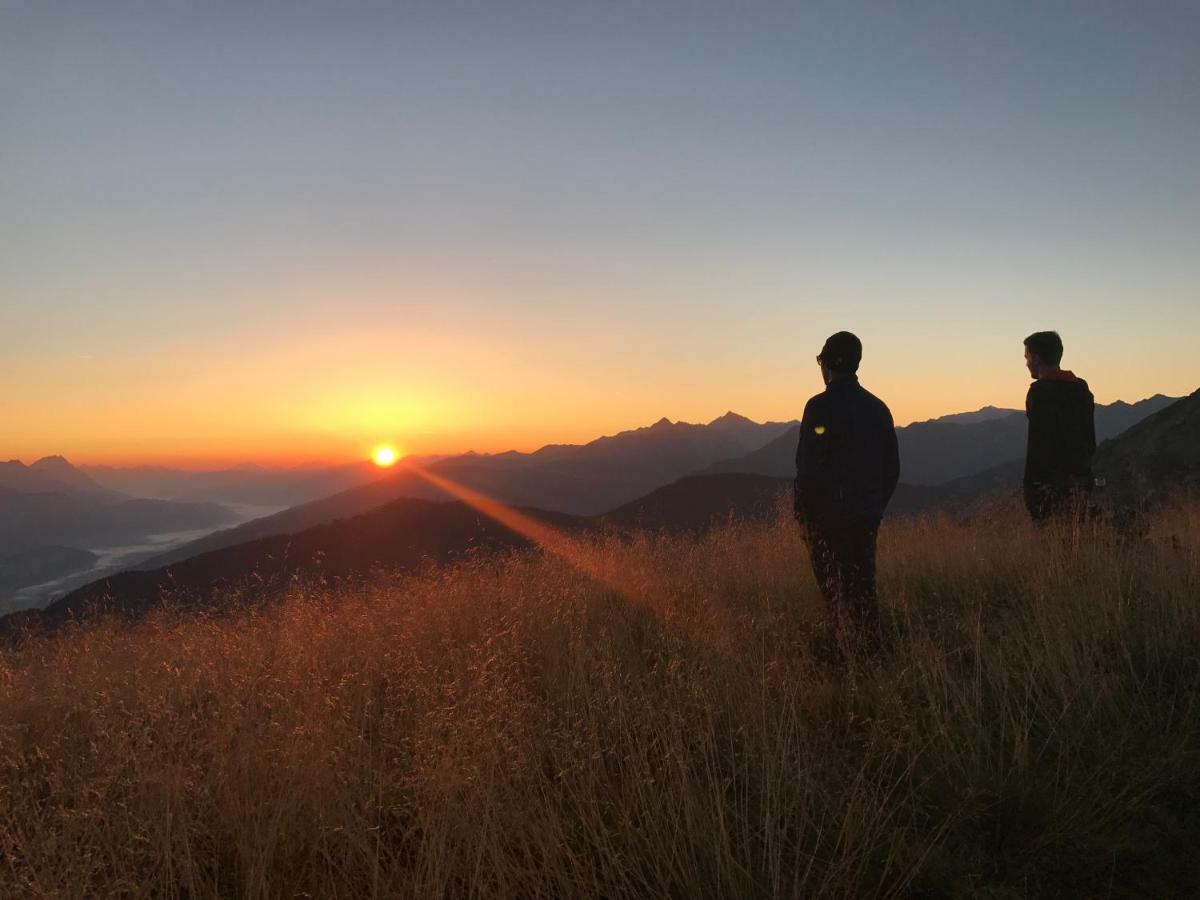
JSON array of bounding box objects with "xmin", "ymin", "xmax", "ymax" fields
[{"xmin": 806, "ymin": 520, "xmax": 881, "ymax": 651}]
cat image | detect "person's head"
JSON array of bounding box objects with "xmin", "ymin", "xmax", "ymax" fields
[
  {"xmin": 1023, "ymin": 331, "xmax": 1063, "ymax": 379},
  {"xmin": 817, "ymin": 331, "xmax": 862, "ymax": 385}
]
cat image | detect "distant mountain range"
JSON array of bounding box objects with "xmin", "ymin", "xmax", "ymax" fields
[
  {"xmin": 68, "ymin": 396, "xmax": 1174, "ymax": 544},
  {"xmin": 80, "ymin": 459, "xmax": 412, "ymax": 509},
  {"xmin": 143, "ymin": 400, "xmax": 1142, "ymax": 571},
  {"xmin": 704, "ymin": 395, "xmax": 1179, "ymax": 485},
  {"xmin": 0, "ymin": 457, "xmax": 240, "ymax": 601},
  {"xmin": 84, "ymin": 412, "xmax": 797, "ymax": 516},
  {"xmin": 1094, "ymin": 389, "xmax": 1200, "ymax": 506},
  {"xmin": 5, "ymin": 388, "xmax": 1197, "ymax": 638},
  {"xmin": 0, "ymin": 413, "xmax": 793, "ymax": 605},
  {"xmin": 1, "ymin": 455, "xmax": 126, "ymax": 501},
  {"xmin": 914, "ymin": 406, "xmax": 1021, "ymax": 425},
  {"xmin": 599, "ymin": 472, "xmax": 787, "ymax": 532},
  {"xmin": 26, "ymin": 397, "xmax": 1177, "ymax": 586},
  {"xmin": 0, "ymin": 456, "xmax": 239, "ymax": 556},
  {"xmin": 6, "ymin": 392, "xmax": 1190, "ymax": 621},
  {"xmin": 123, "ymin": 412, "xmax": 799, "ymax": 570},
  {"xmin": 875, "ymin": 391, "xmax": 1200, "ymax": 514}
]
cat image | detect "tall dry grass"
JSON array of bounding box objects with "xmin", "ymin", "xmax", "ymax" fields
[{"xmin": 2, "ymin": 500, "xmax": 1199, "ymax": 898}]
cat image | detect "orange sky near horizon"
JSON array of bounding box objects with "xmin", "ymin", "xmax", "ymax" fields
[{"xmin": 5, "ymin": 278, "xmax": 1198, "ymax": 469}]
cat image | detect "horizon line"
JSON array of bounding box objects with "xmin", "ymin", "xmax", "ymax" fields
[{"xmin": 4, "ymin": 389, "xmax": 1186, "ymax": 472}]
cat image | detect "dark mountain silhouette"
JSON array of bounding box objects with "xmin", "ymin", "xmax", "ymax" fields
[
  {"xmin": 81, "ymin": 414, "xmax": 795, "ymax": 521},
  {"xmin": 1094, "ymin": 389, "xmax": 1200, "ymax": 507},
  {"xmin": 900, "ymin": 394, "xmax": 1177, "ymax": 484},
  {"xmin": 604, "ymin": 462, "xmax": 1033, "ymax": 534},
  {"xmin": 599, "ymin": 473, "xmax": 787, "ymax": 531},
  {"xmin": 8, "ymin": 389, "xmax": 1194, "ymax": 638},
  {"xmin": 921, "ymin": 406, "xmax": 1021, "ymax": 425},
  {"xmin": 580, "ymin": 416, "xmax": 1200, "ymax": 533},
  {"xmin": 128, "ymin": 414, "xmax": 798, "ymax": 570},
  {"xmin": 892, "ymin": 415, "xmax": 1030, "ymax": 485},
  {"xmin": 427, "ymin": 411, "xmax": 797, "ymax": 514},
  {"xmin": 0, "ymin": 487, "xmax": 238, "ymax": 557},
  {"xmin": 95, "ymin": 398, "xmax": 1163, "ymax": 580},
  {"xmin": 0, "ymin": 456, "xmax": 125, "ymax": 502},
  {"xmin": 10, "ymin": 396, "xmax": 1186, "ymax": 628},
  {"xmin": 0, "ymin": 463, "xmax": 1028, "ymax": 634},
  {"xmin": 887, "ymin": 460, "xmax": 1025, "ymax": 516},
  {"xmin": 876, "ymin": 392, "xmax": 1200, "ymax": 517},
  {"xmin": 702, "ymin": 426, "xmax": 801, "ymax": 478},
  {"xmin": 2, "ymin": 471, "xmax": 804, "ymax": 633},
  {"xmin": 703, "ymin": 395, "xmax": 1178, "ymax": 485},
  {"xmin": 1, "ymin": 499, "xmax": 587, "ymax": 636},
  {"xmin": 879, "ymin": 391, "xmax": 1200, "ymax": 515},
  {"xmin": 134, "ymin": 468, "xmax": 451, "ymax": 569}
]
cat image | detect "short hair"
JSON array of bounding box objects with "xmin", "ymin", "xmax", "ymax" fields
[
  {"xmin": 1024, "ymin": 331, "xmax": 1064, "ymax": 366},
  {"xmin": 819, "ymin": 331, "xmax": 863, "ymax": 374}
]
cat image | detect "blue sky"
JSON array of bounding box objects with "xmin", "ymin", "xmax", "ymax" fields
[{"xmin": 3, "ymin": 2, "xmax": 1198, "ymax": 463}]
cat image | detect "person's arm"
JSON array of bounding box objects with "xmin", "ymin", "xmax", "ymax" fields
[
  {"xmin": 1024, "ymin": 384, "xmax": 1054, "ymax": 517},
  {"xmin": 881, "ymin": 405, "xmax": 900, "ymax": 506},
  {"xmin": 1084, "ymin": 393, "xmax": 1097, "ymax": 463},
  {"xmin": 794, "ymin": 399, "xmax": 817, "ymax": 524},
  {"xmin": 1024, "ymin": 384, "xmax": 1054, "ymax": 488}
]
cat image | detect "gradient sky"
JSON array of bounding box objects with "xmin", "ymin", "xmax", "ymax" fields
[{"xmin": 3, "ymin": 2, "xmax": 1198, "ymax": 466}]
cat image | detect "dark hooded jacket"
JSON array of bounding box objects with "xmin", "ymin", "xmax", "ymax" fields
[
  {"xmin": 1023, "ymin": 372, "xmax": 1096, "ymax": 518},
  {"xmin": 794, "ymin": 376, "xmax": 900, "ymax": 525}
]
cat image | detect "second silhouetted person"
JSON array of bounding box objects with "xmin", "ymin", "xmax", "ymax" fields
[{"xmin": 1022, "ymin": 330, "xmax": 1096, "ymax": 523}]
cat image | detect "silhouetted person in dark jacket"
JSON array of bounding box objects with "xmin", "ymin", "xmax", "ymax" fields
[
  {"xmin": 795, "ymin": 332, "xmax": 900, "ymax": 653},
  {"xmin": 1022, "ymin": 331, "xmax": 1096, "ymax": 523}
]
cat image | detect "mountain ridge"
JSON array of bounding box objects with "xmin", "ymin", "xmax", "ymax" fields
[
  {"xmin": 1094, "ymin": 389, "xmax": 1200, "ymax": 505},
  {"xmin": 1, "ymin": 456, "xmax": 126, "ymax": 502},
  {"xmin": 6, "ymin": 391, "xmax": 1196, "ymax": 636},
  {"xmin": 703, "ymin": 395, "xmax": 1179, "ymax": 485},
  {"xmin": 122, "ymin": 413, "xmax": 801, "ymax": 570}
]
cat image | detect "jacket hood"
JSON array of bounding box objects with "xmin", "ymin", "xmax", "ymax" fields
[{"xmin": 1040, "ymin": 370, "xmax": 1079, "ymax": 382}]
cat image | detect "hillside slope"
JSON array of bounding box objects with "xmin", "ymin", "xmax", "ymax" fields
[
  {"xmin": 600, "ymin": 473, "xmax": 786, "ymax": 531},
  {"xmin": 1095, "ymin": 389, "xmax": 1200, "ymax": 505},
  {"xmin": 1, "ymin": 499, "xmax": 586, "ymax": 635},
  {"xmin": 138, "ymin": 414, "xmax": 797, "ymax": 569}
]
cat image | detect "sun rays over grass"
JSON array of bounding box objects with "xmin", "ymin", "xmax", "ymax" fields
[{"xmin": 2, "ymin": 502, "xmax": 1199, "ymax": 897}]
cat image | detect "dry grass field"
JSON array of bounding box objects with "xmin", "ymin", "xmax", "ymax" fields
[{"xmin": 2, "ymin": 499, "xmax": 1199, "ymax": 898}]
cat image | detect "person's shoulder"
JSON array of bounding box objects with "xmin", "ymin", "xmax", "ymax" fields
[
  {"xmin": 802, "ymin": 392, "xmax": 828, "ymax": 416},
  {"xmin": 1072, "ymin": 380, "xmax": 1095, "ymax": 411},
  {"xmin": 856, "ymin": 383, "xmax": 893, "ymax": 413},
  {"xmin": 1027, "ymin": 380, "xmax": 1051, "ymax": 403},
  {"xmin": 859, "ymin": 384, "xmax": 887, "ymax": 406}
]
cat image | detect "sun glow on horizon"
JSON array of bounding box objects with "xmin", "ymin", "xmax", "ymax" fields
[{"xmin": 372, "ymin": 446, "xmax": 398, "ymax": 467}]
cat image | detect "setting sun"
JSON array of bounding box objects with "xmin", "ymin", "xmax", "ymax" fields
[{"xmin": 372, "ymin": 446, "xmax": 398, "ymax": 467}]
